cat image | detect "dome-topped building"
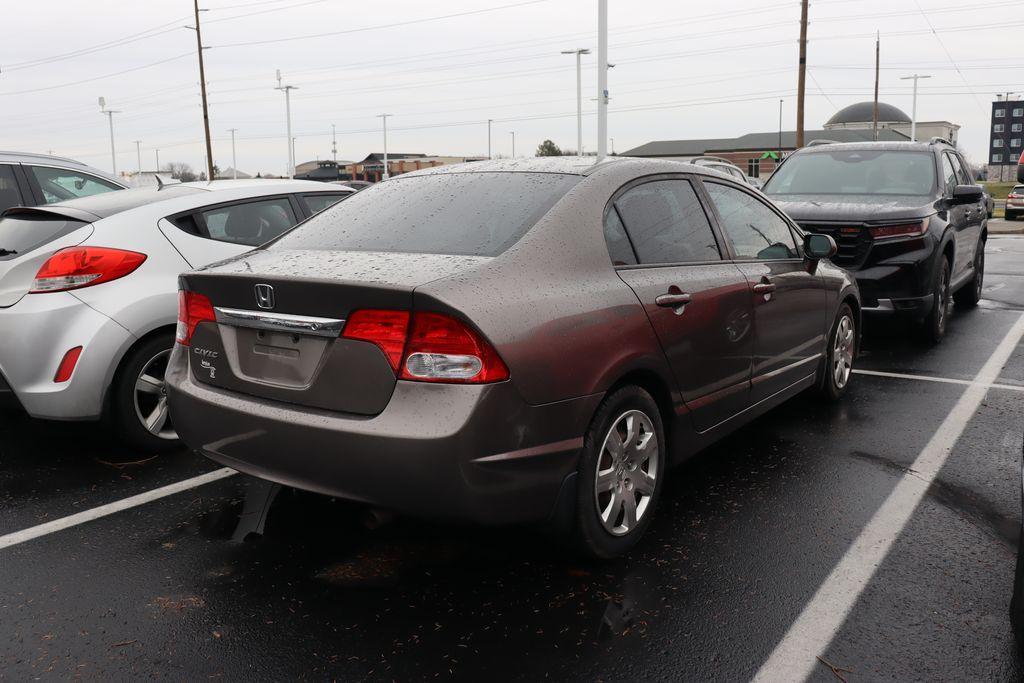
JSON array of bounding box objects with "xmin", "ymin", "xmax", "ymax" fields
[{"xmin": 825, "ymin": 101, "xmax": 911, "ymax": 128}]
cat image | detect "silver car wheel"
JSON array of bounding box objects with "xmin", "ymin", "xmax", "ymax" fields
[
  {"xmin": 133, "ymin": 349, "xmax": 176, "ymax": 440},
  {"xmin": 594, "ymin": 409, "xmax": 658, "ymax": 537},
  {"xmin": 832, "ymin": 314, "xmax": 855, "ymax": 389}
]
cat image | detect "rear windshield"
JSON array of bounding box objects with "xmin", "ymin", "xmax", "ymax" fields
[
  {"xmin": 764, "ymin": 150, "xmax": 936, "ymax": 196},
  {"xmin": 271, "ymin": 172, "xmax": 581, "ymax": 257},
  {"xmin": 0, "ymin": 215, "xmax": 88, "ymax": 261}
]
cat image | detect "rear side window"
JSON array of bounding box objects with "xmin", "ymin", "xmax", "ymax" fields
[
  {"xmin": 705, "ymin": 182, "xmax": 798, "ymax": 260},
  {"xmin": 302, "ymin": 193, "xmax": 348, "ymax": 215},
  {"xmin": 0, "ymin": 165, "xmax": 22, "ymax": 214},
  {"xmin": 0, "ymin": 214, "xmax": 88, "ymax": 261},
  {"xmin": 613, "ymin": 179, "xmax": 720, "ymax": 264},
  {"xmin": 603, "ymin": 208, "xmax": 637, "ymax": 266},
  {"xmin": 273, "ymin": 172, "xmax": 581, "ymax": 257},
  {"xmin": 200, "ymin": 197, "xmax": 298, "ymax": 247},
  {"xmin": 28, "ymin": 166, "xmax": 122, "ymax": 204}
]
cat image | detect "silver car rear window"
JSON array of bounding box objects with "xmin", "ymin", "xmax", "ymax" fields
[{"xmin": 0, "ymin": 215, "xmax": 88, "ymax": 261}]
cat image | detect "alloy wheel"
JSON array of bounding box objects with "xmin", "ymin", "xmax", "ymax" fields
[
  {"xmin": 975, "ymin": 249, "xmax": 985, "ymax": 299},
  {"xmin": 832, "ymin": 315, "xmax": 855, "ymax": 389},
  {"xmin": 133, "ymin": 349, "xmax": 176, "ymax": 440},
  {"xmin": 594, "ymin": 410, "xmax": 658, "ymax": 537},
  {"xmin": 936, "ymin": 264, "xmax": 950, "ymax": 335}
]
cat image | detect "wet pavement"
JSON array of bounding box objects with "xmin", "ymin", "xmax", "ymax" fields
[{"xmin": 2, "ymin": 236, "xmax": 1024, "ymax": 680}]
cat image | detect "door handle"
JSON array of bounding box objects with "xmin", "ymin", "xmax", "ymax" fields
[
  {"xmin": 752, "ymin": 282, "xmax": 776, "ymax": 294},
  {"xmin": 655, "ymin": 292, "xmax": 692, "ymax": 307}
]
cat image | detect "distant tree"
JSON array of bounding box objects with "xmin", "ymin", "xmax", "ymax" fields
[
  {"xmin": 535, "ymin": 139, "xmax": 562, "ymax": 157},
  {"xmin": 162, "ymin": 162, "xmax": 198, "ymax": 182},
  {"xmin": 211, "ymin": 164, "xmax": 221, "ymax": 179}
]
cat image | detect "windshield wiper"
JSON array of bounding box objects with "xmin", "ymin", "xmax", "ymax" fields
[{"xmin": 0, "ymin": 248, "xmax": 17, "ymax": 256}]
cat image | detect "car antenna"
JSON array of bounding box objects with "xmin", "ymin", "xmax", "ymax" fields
[{"xmin": 155, "ymin": 174, "xmax": 165, "ymax": 190}]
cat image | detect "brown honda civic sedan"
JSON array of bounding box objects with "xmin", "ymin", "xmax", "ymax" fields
[{"xmin": 166, "ymin": 157, "xmax": 859, "ymax": 558}]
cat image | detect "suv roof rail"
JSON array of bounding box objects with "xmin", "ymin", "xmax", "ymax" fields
[
  {"xmin": 686, "ymin": 155, "xmax": 733, "ymax": 165},
  {"xmin": 928, "ymin": 137, "xmax": 952, "ymax": 146},
  {"xmin": 806, "ymin": 139, "xmax": 841, "ymax": 147}
]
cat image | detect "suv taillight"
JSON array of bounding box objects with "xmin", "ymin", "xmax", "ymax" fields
[
  {"xmin": 868, "ymin": 218, "xmax": 929, "ymax": 240},
  {"xmin": 342, "ymin": 310, "xmax": 509, "ymax": 384},
  {"xmin": 176, "ymin": 290, "xmax": 215, "ymax": 346},
  {"xmin": 31, "ymin": 247, "xmax": 147, "ymax": 293}
]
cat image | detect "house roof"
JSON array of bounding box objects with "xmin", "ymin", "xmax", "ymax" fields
[{"xmin": 623, "ymin": 128, "xmax": 910, "ymax": 157}]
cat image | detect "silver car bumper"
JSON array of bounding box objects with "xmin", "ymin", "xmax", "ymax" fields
[{"xmin": 0, "ymin": 292, "xmax": 135, "ymax": 420}]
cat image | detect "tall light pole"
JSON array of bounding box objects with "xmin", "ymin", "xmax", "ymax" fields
[
  {"xmin": 98, "ymin": 97, "xmax": 119, "ymax": 175},
  {"xmin": 610, "ymin": 137, "xmax": 615, "ymax": 155},
  {"xmin": 487, "ymin": 119, "xmax": 493, "ymax": 159},
  {"xmin": 331, "ymin": 123, "xmax": 337, "ymax": 164},
  {"xmin": 155, "ymin": 148, "xmax": 160, "ymax": 173},
  {"xmin": 597, "ymin": 0, "xmax": 608, "ymax": 159},
  {"xmin": 228, "ymin": 128, "xmax": 238, "ymax": 179},
  {"xmin": 276, "ymin": 70, "xmax": 298, "ymax": 177},
  {"xmin": 186, "ymin": 0, "xmax": 215, "ymax": 183},
  {"xmin": 778, "ymin": 99, "xmax": 784, "ymax": 159},
  {"xmin": 561, "ymin": 48, "xmax": 591, "ymax": 156},
  {"xmin": 510, "ymin": 131, "xmax": 515, "ymax": 158},
  {"xmin": 899, "ymin": 74, "xmax": 932, "ymax": 142},
  {"xmin": 133, "ymin": 140, "xmax": 142, "ymax": 174},
  {"xmin": 378, "ymin": 114, "xmax": 391, "ymax": 180}
]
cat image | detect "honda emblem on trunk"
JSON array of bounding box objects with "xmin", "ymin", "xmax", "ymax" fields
[{"xmin": 254, "ymin": 284, "xmax": 275, "ymax": 310}]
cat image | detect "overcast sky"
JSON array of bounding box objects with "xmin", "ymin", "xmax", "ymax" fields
[{"xmin": 2, "ymin": 0, "xmax": 1021, "ymax": 177}]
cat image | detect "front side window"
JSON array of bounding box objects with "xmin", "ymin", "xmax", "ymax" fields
[
  {"xmin": 946, "ymin": 153, "xmax": 969, "ymax": 186},
  {"xmin": 940, "ymin": 154, "xmax": 958, "ymax": 196},
  {"xmin": 613, "ymin": 179, "xmax": 720, "ymax": 265},
  {"xmin": 201, "ymin": 197, "xmax": 298, "ymax": 247},
  {"xmin": 763, "ymin": 150, "xmax": 936, "ymax": 196},
  {"xmin": 274, "ymin": 172, "xmax": 580, "ymax": 257},
  {"xmin": 705, "ymin": 182, "xmax": 798, "ymax": 260},
  {"xmin": 28, "ymin": 166, "xmax": 122, "ymax": 204}
]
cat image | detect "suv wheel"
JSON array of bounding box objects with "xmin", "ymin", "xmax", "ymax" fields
[
  {"xmin": 819, "ymin": 303, "xmax": 857, "ymax": 401},
  {"xmin": 920, "ymin": 258, "xmax": 951, "ymax": 345},
  {"xmin": 954, "ymin": 240, "xmax": 985, "ymax": 309},
  {"xmin": 573, "ymin": 386, "xmax": 665, "ymax": 559},
  {"xmin": 110, "ymin": 333, "xmax": 180, "ymax": 452}
]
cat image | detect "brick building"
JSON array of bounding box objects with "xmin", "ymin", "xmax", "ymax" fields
[{"xmin": 987, "ymin": 96, "xmax": 1024, "ymax": 182}]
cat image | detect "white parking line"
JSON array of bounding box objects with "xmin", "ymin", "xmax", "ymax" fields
[
  {"xmin": 853, "ymin": 368, "xmax": 1024, "ymax": 392},
  {"xmin": 754, "ymin": 312, "xmax": 1024, "ymax": 683},
  {"xmin": 0, "ymin": 468, "xmax": 238, "ymax": 551}
]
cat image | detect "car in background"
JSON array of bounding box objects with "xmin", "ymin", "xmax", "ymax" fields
[
  {"xmin": 982, "ymin": 187, "xmax": 995, "ymax": 218},
  {"xmin": 332, "ymin": 180, "xmax": 374, "ymax": 190},
  {"xmin": 0, "ymin": 179, "xmax": 353, "ymax": 450},
  {"xmin": 1007, "ymin": 185, "xmax": 1024, "ymax": 221},
  {"xmin": 1018, "ymin": 150, "xmax": 1024, "ymax": 183},
  {"xmin": 0, "ymin": 151, "xmax": 127, "ymax": 214},
  {"xmin": 672, "ymin": 156, "xmax": 763, "ymax": 189},
  {"xmin": 764, "ymin": 139, "xmax": 986, "ymax": 344},
  {"xmin": 166, "ymin": 157, "xmax": 858, "ymax": 558}
]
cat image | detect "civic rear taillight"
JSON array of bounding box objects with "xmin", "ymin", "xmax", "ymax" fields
[
  {"xmin": 176, "ymin": 290, "xmax": 215, "ymax": 346},
  {"xmin": 342, "ymin": 309, "xmax": 509, "ymax": 384},
  {"xmin": 868, "ymin": 218, "xmax": 929, "ymax": 240},
  {"xmin": 31, "ymin": 247, "xmax": 147, "ymax": 293}
]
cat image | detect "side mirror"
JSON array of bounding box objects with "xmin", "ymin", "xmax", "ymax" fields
[
  {"xmin": 804, "ymin": 233, "xmax": 837, "ymax": 261},
  {"xmin": 950, "ymin": 184, "xmax": 983, "ymax": 205}
]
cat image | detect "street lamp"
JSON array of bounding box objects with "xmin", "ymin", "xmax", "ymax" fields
[
  {"xmin": 228, "ymin": 128, "xmax": 238, "ymax": 179},
  {"xmin": 275, "ymin": 70, "xmax": 298, "ymax": 176},
  {"xmin": 98, "ymin": 97, "xmax": 120, "ymax": 175},
  {"xmin": 378, "ymin": 114, "xmax": 392, "ymax": 180},
  {"xmin": 597, "ymin": 0, "xmax": 608, "ymax": 159},
  {"xmin": 899, "ymin": 74, "xmax": 932, "ymax": 142},
  {"xmin": 510, "ymin": 131, "xmax": 515, "ymax": 158},
  {"xmin": 561, "ymin": 48, "xmax": 591, "ymax": 156}
]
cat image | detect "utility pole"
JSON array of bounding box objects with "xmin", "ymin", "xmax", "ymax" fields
[
  {"xmin": 778, "ymin": 99, "xmax": 784, "ymax": 160},
  {"xmin": 610, "ymin": 137, "xmax": 615, "ymax": 155},
  {"xmin": 872, "ymin": 32, "xmax": 880, "ymax": 142},
  {"xmin": 276, "ymin": 70, "xmax": 298, "ymax": 176},
  {"xmin": 331, "ymin": 123, "xmax": 337, "ymax": 163},
  {"xmin": 597, "ymin": 0, "xmax": 608, "ymax": 159},
  {"xmin": 155, "ymin": 148, "xmax": 160, "ymax": 173},
  {"xmin": 510, "ymin": 131, "xmax": 515, "ymax": 158},
  {"xmin": 188, "ymin": 0, "xmax": 215, "ymax": 183},
  {"xmin": 796, "ymin": 0, "xmax": 808, "ymax": 148},
  {"xmin": 378, "ymin": 114, "xmax": 391, "ymax": 180},
  {"xmin": 98, "ymin": 97, "xmax": 120, "ymax": 175},
  {"xmin": 134, "ymin": 140, "xmax": 142, "ymax": 174},
  {"xmin": 487, "ymin": 119, "xmax": 493, "ymax": 159},
  {"xmin": 562, "ymin": 48, "xmax": 591, "ymax": 155},
  {"xmin": 228, "ymin": 128, "xmax": 238, "ymax": 178},
  {"xmin": 899, "ymin": 74, "xmax": 931, "ymax": 142}
]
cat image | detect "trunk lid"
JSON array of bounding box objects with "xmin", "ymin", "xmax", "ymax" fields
[
  {"xmin": 182, "ymin": 249, "xmax": 488, "ymax": 415},
  {"xmin": 0, "ymin": 208, "xmax": 95, "ymax": 308}
]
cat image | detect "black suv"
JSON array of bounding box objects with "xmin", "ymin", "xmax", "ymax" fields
[{"xmin": 764, "ymin": 139, "xmax": 986, "ymax": 343}]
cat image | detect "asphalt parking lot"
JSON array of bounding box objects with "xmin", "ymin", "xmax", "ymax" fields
[{"xmin": 2, "ymin": 236, "xmax": 1023, "ymax": 681}]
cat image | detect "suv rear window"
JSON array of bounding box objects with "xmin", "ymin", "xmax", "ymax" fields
[
  {"xmin": 764, "ymin": 150, "xmax": 936, "ymax": 196},
  {"xmin": 0, "ymin": 214, "xmax": 88, "ymax": 261},
  {"xmin": 271, "ymin": 172, "xmax": 581, "ymax": 257}
]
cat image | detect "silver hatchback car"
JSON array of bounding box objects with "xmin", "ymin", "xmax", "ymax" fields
[{"xmin": 0, "ymin": 179, "xmax": 353, "ymax": 450}]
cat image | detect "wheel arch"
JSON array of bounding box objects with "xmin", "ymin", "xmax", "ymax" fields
[
  {"xmin": 604, "ymin": 367, "xmax": 678, "ymax": 454},
  {"xmin": 101, "ymin": 323, "xmax": 177, "ymax": 418}
]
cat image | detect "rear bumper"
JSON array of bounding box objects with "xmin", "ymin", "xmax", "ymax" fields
[
  {"xmin": 166, "ymin": 346, "xmax": 602, "ymax": 525},
  {"xmin": 0, "ymin": 369, "xmax": 22, "ymax": 412},
  {"xmin": 0, "ymin": 292, "xmax": 134, "ymax": 420}
]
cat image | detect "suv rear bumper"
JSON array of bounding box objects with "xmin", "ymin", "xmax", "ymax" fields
[
  {"xmin": 861, "ymin": 293, "xmax": 935, "ymax": 320},
  {"xmin": 166, "ymin": 346, "xmax": 602, "ymax": 525}
]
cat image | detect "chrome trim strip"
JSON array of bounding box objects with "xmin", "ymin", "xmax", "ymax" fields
[{"xmin": 214, "ymin": 307, "xmax": 345, "ymax": 338}]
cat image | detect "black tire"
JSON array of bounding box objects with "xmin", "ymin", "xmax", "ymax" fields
[
  {"xmin": 919, "ymin": 258, "xmax": 951, "ymax": 345},
  {"xmin": 954, "ymin": 239, "xmax": 985, "ymax": 309},
  {"xmin": 110, "ymin": 332, "xmax": 180, "ymax": 452},
  {"xmin": 817, "ymin": 303, "xmax": 857, "ymax": 401},
  {"xmin": 573, "ymin": 386, "xmax": 666, "ymax": 559}
]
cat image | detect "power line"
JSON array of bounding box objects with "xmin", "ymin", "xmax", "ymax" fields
[
  {"xmin": 911, "ymin": 0, "xmax": 987, "ymax": 111},
  {"xmin": 0, "ymin": 52, "xmax": 194, "ymax": 96}
]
